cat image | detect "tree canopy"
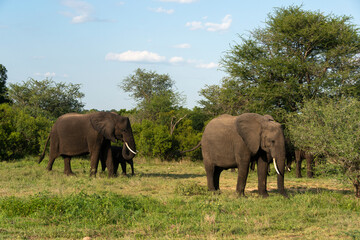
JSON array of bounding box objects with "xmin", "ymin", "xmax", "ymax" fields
[
  {"xmin": 0, "ymin": 64, "xmax": 8, "ymax": 104},
  {"xmin": 8, "ymin": 78, "xmax": 85, "ymax": 119},
  {"xmin": 200, "ymin": 5, "xmax": 360, "ymax": 121},
  {"xmin": 120, "ymin": 68, "xmax": 185, "ymax": 120}
]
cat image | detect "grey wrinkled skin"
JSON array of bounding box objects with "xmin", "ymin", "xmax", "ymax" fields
[
  {"xmin": 201, "ymin": 113, "xmax": 287, "ymax": 198},
  {"xmin": 39, "ymin": 112, "xmax": 136, "ymax": 177}
]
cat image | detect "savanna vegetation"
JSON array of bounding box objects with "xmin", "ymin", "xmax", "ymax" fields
[
  {"xmin": 1, "ymin": 5, "xmax": 360, "ymax": 239},
  {"xmin": 0, "ymin": 157, "xmax": 359, "ymax": 239}
]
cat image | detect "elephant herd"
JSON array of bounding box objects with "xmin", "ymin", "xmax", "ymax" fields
[{"xmin": 38, "ymin": 111, "xmax": 316, "ymax": 198}]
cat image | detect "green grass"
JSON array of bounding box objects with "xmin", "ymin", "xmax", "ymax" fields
[{"xmin": 0, "ymin": 156, "xmax": 359, "ymax": 239}]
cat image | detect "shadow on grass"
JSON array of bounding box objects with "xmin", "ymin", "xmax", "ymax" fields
[
  {"xmin": 249, "ymin": 187, "xmax": 353, "ymax": 196},
  {"xmin": 140, "ymin": 172, "xmax": 205, "ymax": 179}
]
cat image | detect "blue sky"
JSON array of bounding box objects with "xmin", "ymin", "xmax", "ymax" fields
[{"xmin": 1, "ymin": 0, "xmax": 359, "ymax": 111}]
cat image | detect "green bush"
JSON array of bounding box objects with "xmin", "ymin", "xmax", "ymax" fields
[
  {"xmin": 287, "ymin": 97, "xmax": 360, "ymax": 197},
  {"xmin": 173, "ymin": 119, "xmax": 202, "ymax": 161},
  {"xmin": 0, "ymin": 103, "xmax": 52, "ymax": 160}
]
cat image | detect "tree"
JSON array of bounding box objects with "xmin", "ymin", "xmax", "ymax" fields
[
  {"xmin": 0, "ymin": 103, "xmax": 52, "ymax": 160},
  {"xmin": 8, "ymin": 78, "xmax": 85, "ymax": 119},
  {"xmin": 0, "ymin": 64, "xmax": 9, "ymax": 104},
  {"xmin": 287, "ymin": 97, "xmax": 360, "ymax": 197},
  {"xmin": 201, "ymin": 6, "xmax": 360, "ymax": 121},
  {"xmin": 120, "ymin": 68, "xmax": 185, "ymax": 120}
]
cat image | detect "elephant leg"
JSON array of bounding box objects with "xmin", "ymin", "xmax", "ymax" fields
[
  {"xmin": 100, "ymin": 153, "xmax": 106, "ymax": 172},
  {"xmin": 236, "ymin": 160, "xmax": 250, "ymax": 197},
  {"xmin": 295, "ymin": 150, "xmax": 302, "ymax": 178},
  {"xmin": 306, "ymin": 153, "xmax": 314, "ymax": 178},
  {"xmin": 113, "ymin": 160, "xmax": 119, "ymax": 176},
  {"xmin": 63, "ymin": 156, "xmax": 75, "ymax": 176},
  {"xmin": 213, "ymin": 166, "xmax": 223, "ymax": 190},
  {"xmin": 105, "ymin": 146, "xmax": 115, "ymax": 177},
  {"xmin": 257, "ymin": 156, "xmax": 269, "ymax": 197},
  {"xmin": 204, "ymin": 163, "xmax": 216, "ymax": 191},
  {"xmin": 90, "ymin": 151, "xmax": 100, "ymax": 177},
  {"xmin": 120, "ymin": 162, "xmax": 126, "ymax": 175},
  {"xmin": 46, "ymin": 153, "xmax": 57, "ymax": 171},
  {"xmin": 130, "ymin": 161, "xmax": 134, "ymax": 176}
]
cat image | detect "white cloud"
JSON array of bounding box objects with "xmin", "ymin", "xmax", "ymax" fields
[
  {"xmin": 105, "ymin": 51, "xmax": 166, "ymax": 63},
  {"xmin": 159, "ymin": 0, "xmax": 197, "ymax": 3},
  {"xmin": 196, "ymin": 62, "xmax": 218, "ymax": 69},
  {"xmin": 173, "ymin": 43, "xmax": 191, "ymax": 49},
  {"xmin": 169, "ymin": 57, "xmax": 185, "ymax": 64},
  {"xmin": 150, "ymin": 7, "xmax": 174, "ymax": 14},
  {"xmin": 185, "ymin": 21, "xmax": 203, "ymax": 30},
  {"xmin": 186, "ymin": 14, "xmax": 232, "ymax": 32},
  {"xmin": 60, "ymin": 0, "xmax": 109, "ymax": 23},
  {"xmin": 44, "ymin": 72, "xmax": 56, "ymax": 77},
  {"xmin": 35, "ymin": 72, "xmax": 56, "ymax": 78},
  {"xmin": 205, "ymin": 14, "xmax": 232, "ymax": 32}
]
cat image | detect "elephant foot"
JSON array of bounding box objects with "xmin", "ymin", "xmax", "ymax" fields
[
  {"xmin": 65, "ymin": 171, "xmax": 76, "ymax": 176},
  {"xmin": 279, "ymin": 190, "xmax": 289, "ymax": 198},
  {"xmin": 236, "ymin": 191, "xmax": 247, "ymax": 198},
  {"xmin": 208, "ymin": 189, "xmax": 221, "ymax": 195},
  {"xmin": 259, "ymin": 191, "xmax": 269, "ymax": 198}
]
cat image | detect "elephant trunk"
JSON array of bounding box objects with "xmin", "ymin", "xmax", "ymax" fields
[{"xmin": 122, "ymin": 139, "xmax": 136, "ymax": 160}]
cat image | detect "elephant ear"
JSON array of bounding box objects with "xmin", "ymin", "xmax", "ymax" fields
[
  {"xmin": 90, "ymin": 112, "xmax": 117, "ymax": 142},
  {"xmin": 236, "ymin": 113, "xmax": 262, "ymax": 155}
]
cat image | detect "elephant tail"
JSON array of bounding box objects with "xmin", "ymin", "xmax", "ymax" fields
[
  {"xmin": 38, "ymin": 133, "xmax": 50, "ymax": 163},
  {"xmin": 180, "ymin": 141, "xmax": 202, "ymax": 154}
]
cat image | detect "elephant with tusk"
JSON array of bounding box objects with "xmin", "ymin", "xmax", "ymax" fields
[
  {"xmin": 38, "ymin": 111, "xmax": 137, "ymax": 177},
  {"xmin": 183, "ymin": 113, "xmax": 288, "ymax": 198}
]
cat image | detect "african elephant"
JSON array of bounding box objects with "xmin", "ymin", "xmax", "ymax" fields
[
  {"xmin": 38, "ymin": 112, "xmax": 137, "ymax": 177},
  {"xmin": 100, "ymin": 146, "xmax": 134, "ymax": 176},
  {"xmin": 200, "ymin": 113, "xmax": 287, "ymax": 197},
  {"xmin": 295, "ymin": 149, "xmax": 314, "ymax": 178}
]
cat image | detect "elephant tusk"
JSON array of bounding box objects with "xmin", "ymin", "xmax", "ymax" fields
[
  {"xmin": 273, "ymin": 158, "xmax": 281, "ymax": 175},
  {"xmin": 287, "ymin": 166, "xmax": 291, "ymax": 172},
  {"xmin": 125, "ymin": 142, "xmax": 137, "ymax": 155}
]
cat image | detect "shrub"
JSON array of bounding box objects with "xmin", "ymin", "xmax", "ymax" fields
[
  {"xmin": 287, "ymin": 97, "xmax": 360, "ymax": 197},
  {"xmin": 0, "ymin": 103, "xmax": 52, "ymax": 160}
]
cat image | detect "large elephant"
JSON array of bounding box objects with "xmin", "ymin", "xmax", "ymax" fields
[
  {"xmin": 38, "ymin": 112, "xmax": 137, "ymax": 177},
  {"xmin": 100, "ymin": 145, "xmax": 134, "ymax": 176},
  {"xmin": 200, "ymin": 113, "xmax": 287, "ymax": 197}
]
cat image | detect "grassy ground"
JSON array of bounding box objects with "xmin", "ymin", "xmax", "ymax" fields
[{"xmin": 0, "ymin": 156, "xmax": 359, "ymax": 239}]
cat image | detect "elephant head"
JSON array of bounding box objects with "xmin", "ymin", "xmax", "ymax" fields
[
  {"xmin": 90, "ymin": 112, "xmax": 137, "ymax": 160},
  {"xmin": 236, "ymin": 113, "xmax": 286, "ymax": 196}
]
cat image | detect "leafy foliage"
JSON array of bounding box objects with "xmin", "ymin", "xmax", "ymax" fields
[
  {"xmin": 201, "ymin": 6, "xmax": 360, "ymax": 121},
  {"xmin": 287, "ymin": 97, "xmax": 360, "ymax": 196},
  {"xmin": 0, "ymin": 64, "xmax": 9, "ymax": 103},
  {"xmin": 8, "ymin": 78, "xmax": 84, "ymax": 119},
  {"xmin": 0, "ymin": 103, "xmax": 52, "ymax": 160},
  {"xmin": 120, "ymin": 68, "xmax": 185, "ymax": 120}
]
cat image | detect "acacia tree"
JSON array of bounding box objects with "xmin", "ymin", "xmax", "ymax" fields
[
  {"xmin": 201, "ymin": 6, "xmax": 360, "ymax": 121},
  {"xmin": 8, "ymin": 78, "xmax": 84, "ymax": 119},
  {"xmin": 120, "ymin": 68, "xmax": 185, "ymax": 121}
]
